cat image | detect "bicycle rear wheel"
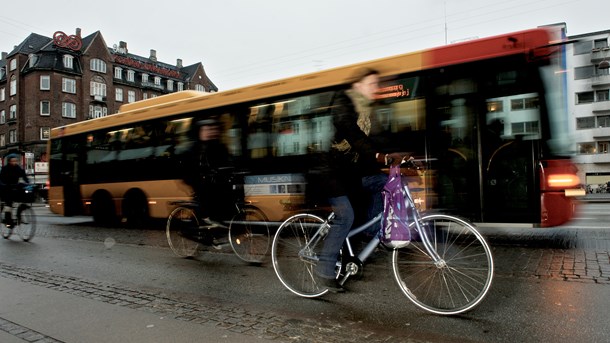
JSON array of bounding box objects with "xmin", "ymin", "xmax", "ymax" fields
[
  {"xmin": 392, "ymin": 214, "xmax": 494, "ymax": 315},
  {"xmin": 229, "ymin": 206, "xmax": 270, "ymax": 264},
  {"xmin": 166, "ymin": 206, "xmax": 200, "ymax": 257},
  {"xmin": 1, "ymin": 223, "xmax": 12, "ymax": 239},
  {"xmin": 271, "ymin": 213, "xmax": 328, "ymax": 298},
  {"xmin": 17, "ymin": 205, "xmax": 36, "ymax": 242}
]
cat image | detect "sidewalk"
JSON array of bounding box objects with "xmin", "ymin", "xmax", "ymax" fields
[{"xmin": 0, "ymin": 276, "xmax": 274, "ymax": 343}]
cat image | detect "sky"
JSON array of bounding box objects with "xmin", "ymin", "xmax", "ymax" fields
[{"xmin": 1, "ymin": 0, "xmax": 609, "ymax": 90}]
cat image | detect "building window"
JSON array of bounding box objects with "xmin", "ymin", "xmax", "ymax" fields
[
  {"xmin": 594, "ymin": 39, "xmax": 608, "ymax": 49},
  {"xmin": 63, "ymin": 55, "xmax": 74, "ymax": 69},
  {"xmin": 62, "ymin": 102, "xmax": 76, "ymax": 118},
  {"xmin": 62, "ymin": 78, "xmax": 76, "ymax": 94},
  {"xmin": 574, "ymin": 40, "xmax": 592, "ymax": 55},
  {"xmin": 90, "ymin": 58, "xmax": 106, "ymax": 73},
  {"xmin": 177, "ymin": 82, "xmax": 184, "ymax": 91},
  {"xmin": 596, "ymin": 89, "xmax": 610, "ymax": 102},
  {"xmin": 10, "ymin": 75, "xmax": 16, "ymax": 96},
  {"xmin": 89, "ymin": 105, "xmax": 107, "ymax": 119},
  {"xmin": 115, "ymin": 88, "xmax": 123, "ymax": 102},
  {"xmin": 114, "ymin": 67, "xmax": 123, "ymax": 79},
  {"xmin": 154, "ymin": 76, "xmax": 161, "ymax": 86},
  {"xmin": 141, "ymin": 73, "xmax": 149, "ymax": 83},
  {"xmin": 577, "ymin": 91, "xmax": 595, "ymax": 104},
  {"xmin": 9, "ymin": 105, "xmax": 16, "ymax": 120},
  {"xmin": 128, "ymin": 90, "xmax": 135, "ymax": 103},
  {"xmin": 40, "ymin": 75, "xmax": 50, "ymax": 90},
  {"xmin": 9, "ymin": 129, "xmax": 17, "ymax": 143},
  {"xmin": 598, "ymin": 115, "xmax": 610, "ymax": 128},
  {"xmin": 487, "ymin": 100, "xmax": 503, "ymax": 113},
  {"xmin": 0, "ymin": 110, "xmax": 5, "ymax": 124},
  {"xmin": 9, "ymin": 58, "xmax": 16, "ymax": 71},
  {"xmin": 127, "ymin": 70, "xmax": 135, "ymax": 82},
  {"xmin": 577, "ymin": 117, "xmax": 595, "ymax": 129},
  {"xmin": 578, "ymin": 142, "xmax": 595, "ymax": 154},
  {"xmin": 0, "ymin": 134, "xmax": 4, "ymax": 147},
  {"xmin": 0, "ymin": 88, "xmax": 4, "ymax": 101},
  {"xmin": 40, "ymin": 127, "xmax": 51, "ymax": 140},
  {"xmin": 167, "ymin": 80, "xmax": 174, "ymax": 91},
  {"xmin": 40, "ymin": 101, "xmax": 50, "ymax": 116},
  {"xmin": 90, "ymin": 80, "xmax": 107, "ymax": 98},
  {"xmin": 195, "ymin": 84, "xmax": 205, "ymax": 92},
  {"xmin": 575, "ymin": 66, "xmax": 595, "ymax": 80},
  {"xmin": 599, "ymin": 141, "xmax": 610, "ymax": 154},
  {"xmin": 143, "ymin": 93, "xmax": 148, "ymax": 100}
]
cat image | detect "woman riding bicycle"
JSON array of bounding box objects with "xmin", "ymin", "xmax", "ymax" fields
[
  {"xmin": 316, "ymin": 68, "xmax": 404, "ymax": 292},
  {"xmin": 0, "ymin": 154, "xmax": 30, "ymax": 225}
]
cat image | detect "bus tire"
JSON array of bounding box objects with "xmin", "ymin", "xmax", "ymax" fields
[
  {"xmin": 122, "ymin": 189, "xmax": 149, "ymax": 228},
  {"xmin": 92, "ymin": 191, "xmax": 116, "ymax": 226}
]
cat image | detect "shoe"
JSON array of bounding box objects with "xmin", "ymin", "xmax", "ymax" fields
[
  {"xmin": 201, "ymin": 218, "xmax": 226, "ymax": 229},
  {"xmin": 318, "ymin": 276, "xmax": 345, "ymax": 293}
]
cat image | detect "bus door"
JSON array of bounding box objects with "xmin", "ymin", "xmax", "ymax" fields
[
  {"xmin": 50, "ymin": 136, "xmax": 83, "ymax": 216},
  {"xmin": 480, "ymin": 100, "xmax": 540, "ymax": 224}
]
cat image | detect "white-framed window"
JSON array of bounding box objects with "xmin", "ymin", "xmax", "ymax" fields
[
  {"xmin": 154, "ymin": 76, "xmax": 161, "ymax": 86},
  {"xmin": 0, "ymin": 87, "xmax": 4, "ymax": 101},
  {"xmin": 9, "ymin": 129, "xmax": 17, "ymax": 143},
  {"xmin": 143, "ymin": 93, "xmax": 148, "ymax": 100},
  {"xmin": 40, "ymin": 75, "xmax": 50, "ymax": 90},
  {"xmin": 90, "ymin": 80, "xmax": 107, "ymax": 97},
  {"xmin": 9, "ymin": 59, "xmax": 16, "ymax": 71},
  {"xmin": 62, "ymin": 78, "xmax": 76, "ymax": 93},
  {"xmin": 88, "ymin": 104, "xmax": 107, "ymax": 119},
  {"xmin": 62, "ymin": 102, "xmax": 76, "ymax": 118},
  {"xmin": 115, "ymin": 88, "xmax": 123, "ymax": 102},
  {"xmin": 9, "ymin": 104, "xmax": 16, "ymax": 120},
  {"xmin": 195, "ymin": 84, "xmax": 205, "ymax": 92},
  {"xmin": 167, "ymin": 80, "xmax": 174, "ymax": 91},
  {"xmin": 10, "ymin": 75, "xmax": 17, "ymax": 96},
  {"xmin": 40, "ymin": 101, "xmax": 50, "ymax": 116},
  {"xmin": 142, "ymin": 73, "xmax": 149, "ymax": 83},
  {"xmin": 114, "ymin": 67, "xmax": 123, "ymax": 79},
  {"xmin": 90, "ymin": 58, "xmax": 106, "ymax": 73},
  {"xmin": 0, "ymin": 110, "xmax": 5, "ymax": 124},
  {"xmin": 0, "ymin": 134, "xmax": 4, "ymax": 147},
  {"xmin": 128, "ymin": 90, "xmax": 135, "ymax": 103},
  {"xmin": 127, "ymin": 70, "xmax": 135, "ymax": 82},
  {"xmin": 40, "ymin": 127, "xmax": 51, "ymax": 140},
  {"xmin": 63, "ymin": 55, "xmax": 74, "ymax": 69},
  {"xmin": 177, "ymin": 82, "xmax": 184, "ymax": 91}
]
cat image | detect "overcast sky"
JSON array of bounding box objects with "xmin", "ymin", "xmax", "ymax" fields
[{"xmin": 1, "ymin": 0, "xmax": 608, "ymax": 90}]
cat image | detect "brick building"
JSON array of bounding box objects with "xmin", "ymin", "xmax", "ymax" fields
[{"xmin": 0, "ymin": 28, "xmax": 217, "ymax": 184}]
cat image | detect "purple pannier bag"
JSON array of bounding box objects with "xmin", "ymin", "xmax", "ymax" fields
[{"xmin": 380, "ymin": 165, "xmax": 411, "ymax": 249}]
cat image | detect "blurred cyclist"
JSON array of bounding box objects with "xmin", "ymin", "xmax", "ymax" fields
[{"xmin": 0, "ymin": 154, "xmax": 30, "ymax": 225}]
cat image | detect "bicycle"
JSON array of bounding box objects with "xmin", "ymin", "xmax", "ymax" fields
[
  {"xmin": 271, "ymin": 161, "xmax": 494, "ymax": 315},
  {"xmin": 166, "ymin": 171, "xmax": 271, "ymax": 264},
  {"xmin": 1, "ymin": 184, "xmax": 38, "ymax": 242}
]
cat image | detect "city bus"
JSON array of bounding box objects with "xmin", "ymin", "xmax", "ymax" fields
[{"xmin": 47, "ymin": 26, "xmax": 582, "ymax": 227}]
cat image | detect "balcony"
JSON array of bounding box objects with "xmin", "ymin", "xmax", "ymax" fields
[
  {"xmin": 574, "ymin": 153, "xmax": 610, "ymax": 164},
  {"xmin": 592, "ymin": 126, "xmax": 610, "ymax": 138},
  {"xmin": 592, "ymin": 101, "xmax": 610, "ymax": 113},
  {"xmin": 591, "ymin": 47, "xmax": 610, "ymax": 63},
  {"xmin": 591, "ymin": 74, "xmax": 610, "ymax": 88},
  {"xmin": 141, "ymin": 81, "xmax": 165, "ymax": 91}
]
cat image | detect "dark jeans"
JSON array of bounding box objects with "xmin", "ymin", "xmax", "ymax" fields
[{"xmin": 316, "ymin": 173, "xmax": 388, "ymax": 279}]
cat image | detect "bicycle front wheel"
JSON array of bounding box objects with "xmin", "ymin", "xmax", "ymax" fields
[
  {"xmin": 229, "ymin": 207, "xmax": 270, "ymax": 264},
  {"xmin": 392, "ymin": 214, "xmax": 494, "ymax": 315},
  {"xmin": 166, "ymin": 206, "xmax": 200, "ymax": 258},
  {"xmin": 17, "ymin": 205, "xmax": 36, "ymax": 242},
  {"xmin": 271, "ymin": 213, "xmax": 328, "ymax": 298}
]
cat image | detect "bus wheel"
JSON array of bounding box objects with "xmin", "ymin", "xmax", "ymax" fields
[
  {"xmin": 92, "ymin": 191, "xmax": 116, "ymax": 226},
  {"xmin": 123, "ymin": 190, "xmax": 149, "ymax": 228}
]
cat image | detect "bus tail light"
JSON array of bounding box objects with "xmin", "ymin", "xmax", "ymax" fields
[{"xmin": 547, "ymin": 174, "xmax": 580, "ymax": 189}]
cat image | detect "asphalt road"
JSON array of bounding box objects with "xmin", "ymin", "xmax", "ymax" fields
[{"xmin": 0, "ymin": 204, "xmax": 609, "ymax": 342}]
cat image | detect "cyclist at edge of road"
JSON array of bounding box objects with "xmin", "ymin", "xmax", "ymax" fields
[
  {"xmin": 314, "ymin": 67, "xmax": 406, "ymax": 292},
  {"xmin": 0, "ymin": 154, "xmax": 30, "ymax": 226}
]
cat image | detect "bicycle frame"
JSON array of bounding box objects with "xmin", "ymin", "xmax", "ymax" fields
[{"xmin": 302, "ymin": 178, "xmax": 444, "ymax": 284}]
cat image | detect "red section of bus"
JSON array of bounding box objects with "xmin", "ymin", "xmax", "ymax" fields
[
  {"xmin": 423, "ymin": 28, "xmax": 554, "ymax": 69},
  {"xmin": 539, "ymin": 159, "xmax": 580, "ymax": 227}
]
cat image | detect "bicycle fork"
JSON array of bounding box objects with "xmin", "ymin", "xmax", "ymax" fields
[{"xmin": 297, "ymin": 213, "xmax": 335, "ymax": 264}]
